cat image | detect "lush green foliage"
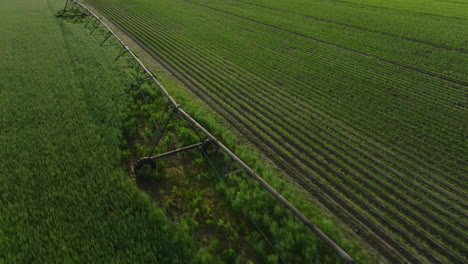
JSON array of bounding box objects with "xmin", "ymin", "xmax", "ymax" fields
[
  {"xmin": 0, "ymin": 0, "xmax": 195, "ymax": 262},
  {"xmin": 127, "ymin": 71, "xmax": 359, "ymax": 263},
  {"xmin": 85, "ymin": 0, "xmax": 467, "ymax": 263}
]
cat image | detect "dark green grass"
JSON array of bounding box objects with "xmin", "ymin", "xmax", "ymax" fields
[{"xmin": 0, "ymin": 0, "xmax": 194, "ymax": 262}]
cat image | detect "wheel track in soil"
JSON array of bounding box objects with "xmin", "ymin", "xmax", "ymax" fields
[{"xmin": 86, "ymin": 1, "xmax": 468, "ymax": 263}]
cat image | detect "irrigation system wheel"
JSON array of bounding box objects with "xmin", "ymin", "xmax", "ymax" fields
[
  {"xmin": 134, "ymin": 158, "xmax": 156, "ymax": 176},
  {"xmin": 201, "ymin": 139, "xmax": 218, "ymax": 154}
]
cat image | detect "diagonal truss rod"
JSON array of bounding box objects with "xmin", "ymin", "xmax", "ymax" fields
[
  {"xmin": 70, "ymin": 1, "xmax": 357, "ymax": 262},
  {"xmin": 62, "ymin": 0, "xmax": 71, "ymax": 12},
  {"xmin": 83, "ymin": 15, "xmax": 95, "ymax": 28},
  {"xmin": 62, "ymin": 0, "xmax": 87, "ymax": 17},
  {"xmin": 146, "ymin": 105, "xmax": 180, "ymax": 158},
  {"xmin": 146, "ymin": 140, "xmax": 215, "ymax": 162},
  {"xmin": 89, "ymin": 19, "xmax": 102, "ymax": 35},
  {"xmin": 99, "ymin": 31, "xmax": 113, "ymax": 46}
]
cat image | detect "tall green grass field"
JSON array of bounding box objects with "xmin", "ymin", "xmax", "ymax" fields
[{"xmin": 0, "ymin": 0, "xmax": 195, "ymax": 262}]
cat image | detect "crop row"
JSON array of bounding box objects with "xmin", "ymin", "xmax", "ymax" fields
[
  {"xmin": 180, "ymin": 0, "xmax": 468, "ymax": 108},
  {"xmin": 92, "ymin": 0, "xmax": 468, "ymax": 184},
  {"xmin": 225, "ymin": 0, "xmax": 468, "ymax": 49},
  {"xmin": 97, "ymin": 0, "xmax": 466, "ymax": 236},
  {"xmin": 186, "ymin": 0, "xmax": 468, "ymax": 84},
  {"xmin": 119, "ymin": 0, "xmax": 467, "ymax": 187},
  {"xmin": 128, "ymin": 22, "xmax": 468, "ymax": 219},
  {"xmin": 134, "ymin": 1, "xmax": 460, "ymax": 153},
  {"xmin": 87, "ymin": 0, "xmax": 467, "ymax": 263},
  {"xmin": 96, "ymin": 5, "xmax": 464, "ymax": 262},
  {"xmin": 118, "ymin": 0, "xmax": 467, "ymax": 182}
]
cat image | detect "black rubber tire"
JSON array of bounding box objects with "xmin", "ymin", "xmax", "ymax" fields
[
  {"xmin": 201, "ymin": 140, "xmax": 218, "ymax": 154},
  {"xmin": 134, "ymin": 158, "xmax": 156, "ymax": 175}
]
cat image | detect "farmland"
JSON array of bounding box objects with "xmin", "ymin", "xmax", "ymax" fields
[
  {"xmin": 0, "ymin": 0, "xmax": 196, "ymax": 262},
  {"xmin": 1, "ymin": 0, "xmax": 366, "ymax": 263},
  {"xmin": 83, "ymin": 0, "xmax": 467, "ymax": 263}
]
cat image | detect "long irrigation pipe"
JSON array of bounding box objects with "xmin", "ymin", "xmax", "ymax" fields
[{"xmin": 71, "ymin": 1, "xmax": 357, "ymax": 262}]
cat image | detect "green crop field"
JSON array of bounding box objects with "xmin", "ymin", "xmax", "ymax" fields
[
  {"xmin": 82, "ymin": 0, "xmax": 467, "ymax": 263},
  {"xmin": 1, "ymin": 0, "xmax": 368, "ymax": 263},
  {"xmin": 0, "ymin": 0, "xmax": 196, "ymax": 262}
]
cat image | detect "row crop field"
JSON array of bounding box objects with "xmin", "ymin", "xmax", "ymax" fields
[{"xmin": 83, "ymin": 0, "xmax": 467, "ymax": 263}]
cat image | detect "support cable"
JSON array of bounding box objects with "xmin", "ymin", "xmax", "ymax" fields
[
  {"xmin": 62, "ymin": 0, "xmax": 71, "ymax": 13},
  {"xmin": 146, "ymin": 105, "xmax": 180, "ymax": 157},
  {"xmin": 204, "ymin": 154, "xmax": 287, "ymax": 262},
  {"xmin": 89, "ymin": 20, "xmax": 101, "ymax": 35},
  {"xmin": 200, "ymin": 147, "xmax": 222, "ymax": 179},
  {"xmin": 99, "ymin": 31, "xmax": 113, "ymax": 46},
  {"xmin": 83, "ymin": 15, "xmax": 94, "ymax": 28},
  {"xmin": 244, "ymin": 207, "xmax": 288, "ymax": 264},
  {"xmin": 218, "ymin": 168, "xmax": 287, "ymax": 264}
]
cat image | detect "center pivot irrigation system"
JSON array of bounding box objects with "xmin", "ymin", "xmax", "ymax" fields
[{"xmin": 61, "ymin": 1, "xmax": 358, "ymax": 262}]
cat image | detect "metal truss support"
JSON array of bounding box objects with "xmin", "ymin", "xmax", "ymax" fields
[
  {"xmin": 114, "ymin": 45, "xmax": 132, "ymax": 61},
  {"xmin": 83, "ymin": 15, "xmax": 95, "ymax": 29},
  {"xmin": 216, "ymin": 157, "xmax": 242, "ymax": 179},
  {"xmin": 220, "ymin": 158, "xmax": 234, "ymax": 177},
  {"xmin": 114, "ymin": 45, "xmax": 135, "ymax": 61},
  {"xmin": 69, "ymin": 1, "xmax": 79, "ymax": 13},
  {"xmin": 62, "ymin": 0, "xmax": 86, "ymax": 17},
  {"xmin": 89, "ymin": 19, "xmax": 102, "ymax": 35},
  {"xmin": 99, "ymin": 31, "xmax": 113, "ymax": 47},
  {"xmin": 88, "ymin": 17, "xmax": 100, "ymax": 31},
  {"xmin": 220, "ymin": 158, "xmax": 234, "ymax": 179},
  {"xmin": 135, "ymin": 139, "xmax": 213, "ymax": 175},
  {"xmin": 101, "ymin": 42, "xmax": 122, "ymax": 47},
  {"xmin": 134, "ymin": 66, "xmax": 152, "ymax": 83},
  {"xmin": 62, "ymin": 0, "xmax": 72, "ymax": 13},
  {"xmin": 79, "ymin": 10, "xmax": 90, "ymax": 21},
  {"xmin": 148, "ymin": 141, "xmax": 205, "ymax": 161},
  {"xmin": 137, "ymin": 76, "xmax": 152, "ymax": 83},
  {"xmin": 146, "ymin": 105, "xmax": 180, "ymax": 157}
]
